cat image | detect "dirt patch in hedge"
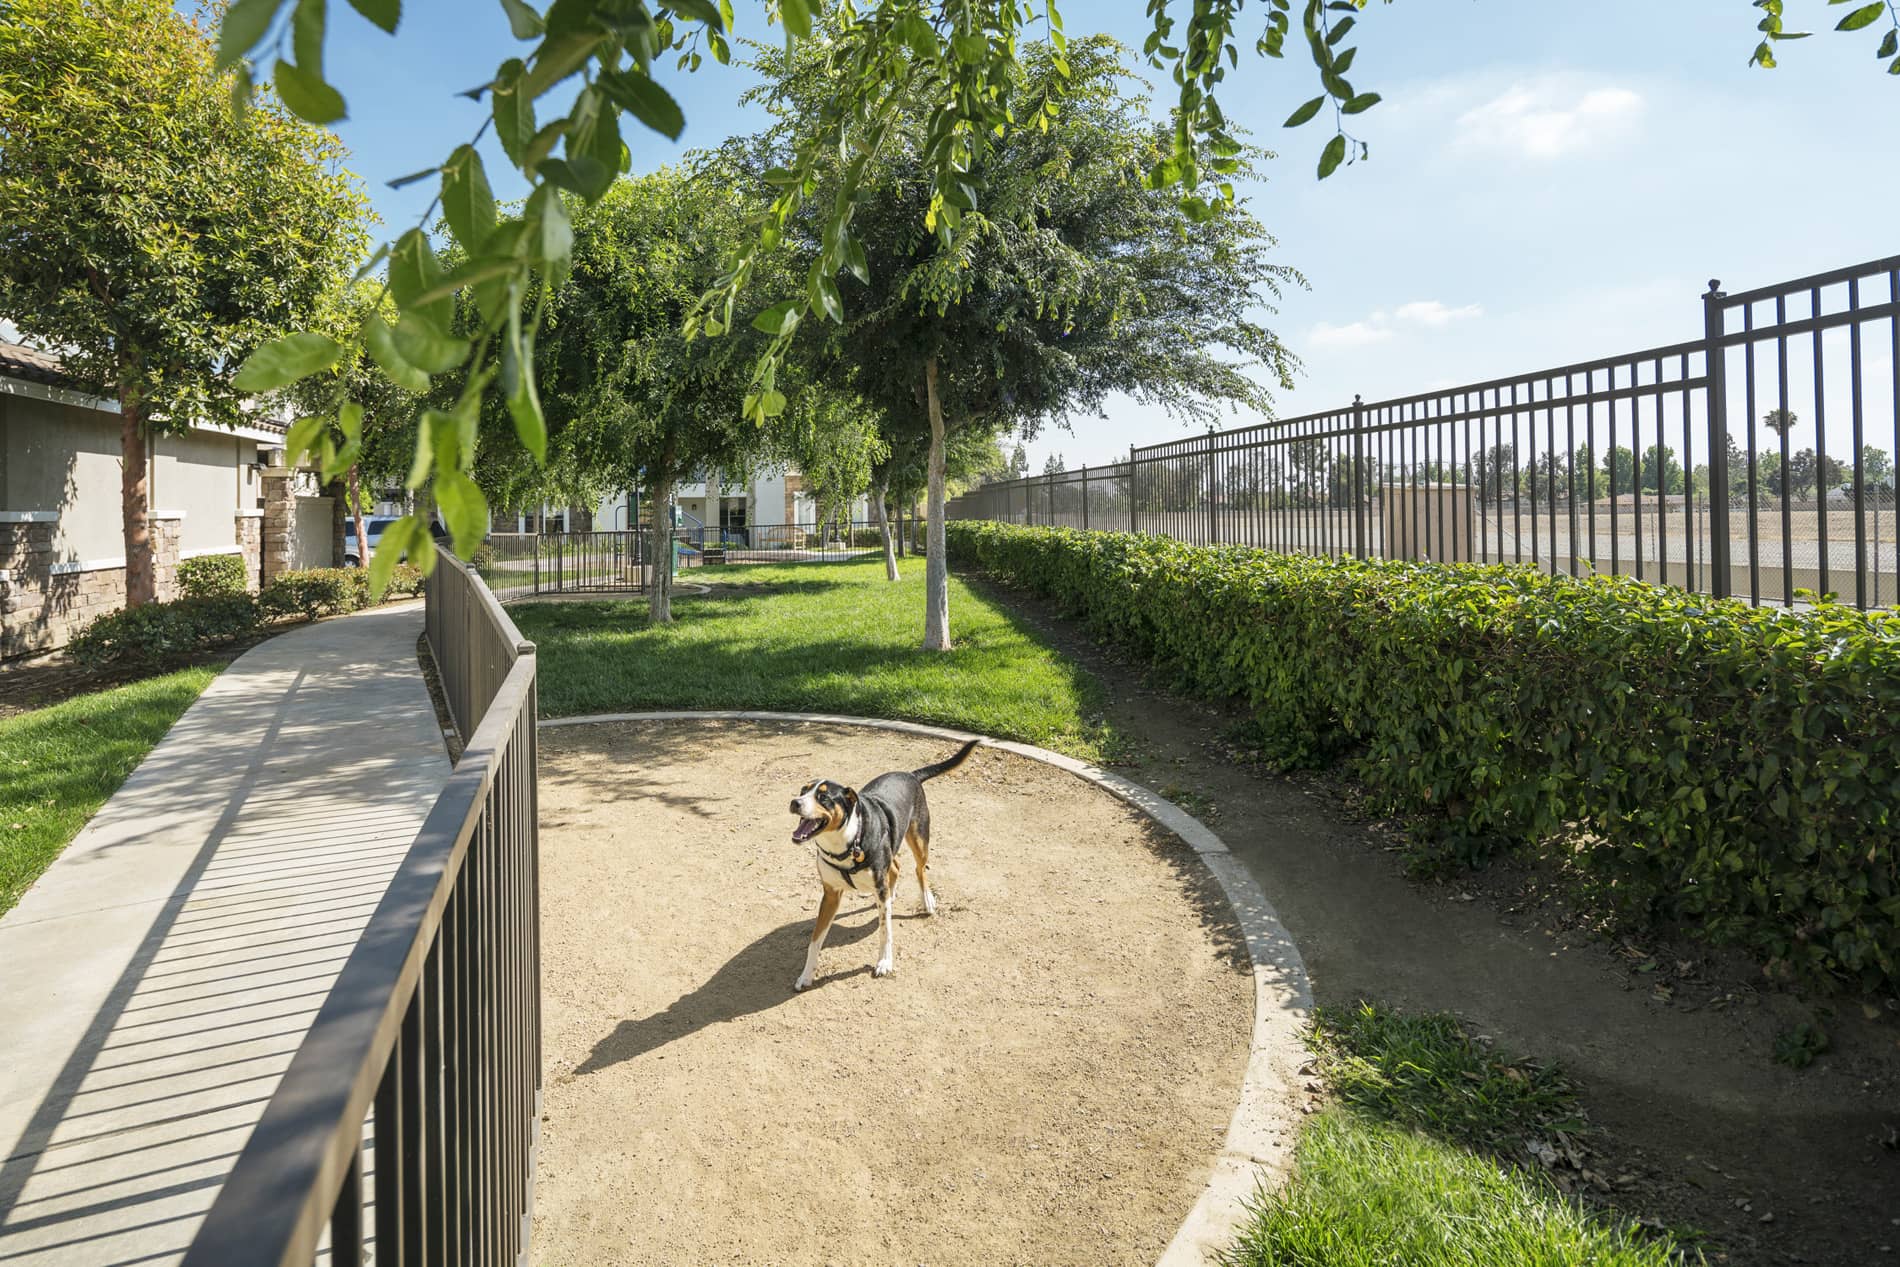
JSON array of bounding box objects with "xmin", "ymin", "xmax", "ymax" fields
[{"xmin": 532, "ymin": 719, "xmax": 1253, "ymax": 1267}]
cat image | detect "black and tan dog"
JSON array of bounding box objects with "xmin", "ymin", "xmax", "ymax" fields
[{"xmin": 787, "ymin": 739, "xmax": 980, "ymax": 991}]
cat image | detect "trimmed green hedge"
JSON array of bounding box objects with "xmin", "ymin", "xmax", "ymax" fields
[
  {"xmin": 946, "ymin": 521, "xmax": 1900, "ymax": 993},
  {"xmin": 68, "ymin": 594, "xmax": 260, "ymax": 668},
  {"xmin": 71, "ymin": 565, "xmax": 427, "ymax": 670},
  {"xmin": 175, "ymin": 552, "xmax": 248, "ymax": 598}
]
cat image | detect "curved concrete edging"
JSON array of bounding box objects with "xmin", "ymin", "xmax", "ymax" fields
[{"xmin": 537, "ymin": 710, "xmax": 1315, "ymax": 1265}]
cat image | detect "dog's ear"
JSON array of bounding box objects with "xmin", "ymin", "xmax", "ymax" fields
[{"xmin": 842, "ymin": 787, "xmax": 859, "ymax": 814}]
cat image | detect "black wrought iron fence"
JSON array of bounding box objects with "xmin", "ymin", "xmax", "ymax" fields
[
  {"xmin": 949, "ymin": 254, "xmax": 1900, "ymax": 609},
  {"xmin": 184, "ymin": 550, "xmax": 541, "ymax": 1267},
  {"xmin": 480, "ymin": 520, "xmax": 914, "ymax": 598}
]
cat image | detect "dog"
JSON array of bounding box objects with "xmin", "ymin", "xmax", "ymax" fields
[{"xmin": 787, "ymin": 739, "xmax": 981, "ymax": 991}]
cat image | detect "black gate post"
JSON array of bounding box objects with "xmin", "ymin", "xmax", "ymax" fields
[
  {"xmin": 1048, "ymin": 472, "xmax": 1057, "ymax": 526},
  {"xmin": 1352, "ymin": 395, "xmax": 1368, "ymax": 559},
  {"xmin": 1702, "ymin": 281, "xmax": 1732, "ymax": 599},
  {"xmin": 1129, "ymin": 444, "xmax": 1139, "ymax": 534},
  {"xmin": 1081, "ymin": 464, "xmax": 1090, "ymax": 531},
  {"xmin": 1206, "ymin": 433, "xmax": 1219, "ymax": 544}
]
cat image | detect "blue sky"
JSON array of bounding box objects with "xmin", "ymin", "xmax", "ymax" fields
[{"xmin": 315, "ymin": 1, "xmax": 1899, "ymax": 473}]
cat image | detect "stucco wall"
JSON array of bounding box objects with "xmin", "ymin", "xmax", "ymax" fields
[
  {"xmin": 0, "ymin": 393, "xmax": 122, "ymax": 563},
  {"xmin": 294, "ymin": 496, "xmax": 334, "ymax": 570},
  {"xmin": 154, "ymin": 429, "xmax": 253, "ymax": 554}
]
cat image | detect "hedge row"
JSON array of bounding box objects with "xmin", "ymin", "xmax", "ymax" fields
[
  {"xmin": 945, "ymin": 521, "xmax": 1900, "ymax": 993},
  {"xmin": 69, "ymin": 564, "xmax": 424, "ymax": 669}
]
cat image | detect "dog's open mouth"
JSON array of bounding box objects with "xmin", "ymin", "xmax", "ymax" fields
[{"xmin": 792, "ymin": 817, "xmax": 827, "ymax": 843}]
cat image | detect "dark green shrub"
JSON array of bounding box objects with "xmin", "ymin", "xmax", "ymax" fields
[
  {"xmin": 175, "ymin": 552, "xmax": 249, "ymax": 598},
  {"xmin": 946, "ymin": 520, "xmax": 1900, "ymax": 993},
  {"xmin": 385, "ymin": 562, "xmax": 425, "ymax": 598},
  {"xmin": 258, "ymin": 567, "xmax": 366, "ymax": 620},
  {"xmin": 68, "ymin": 594, "xmax": 260, "ymax": 668}
]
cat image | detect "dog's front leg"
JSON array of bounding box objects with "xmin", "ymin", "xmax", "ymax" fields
[
  {"xmin": 872, "ymin": 865, "xmax": 897, "ymax": 978},
  {"xmin": 796, "ymin": 888, "xmax": 843, "ymax": 992}
]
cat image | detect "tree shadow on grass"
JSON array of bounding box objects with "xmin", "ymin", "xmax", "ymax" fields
[{"xmin": 565, "ymin": 904, "xmax": 923, "ymax": 1079}]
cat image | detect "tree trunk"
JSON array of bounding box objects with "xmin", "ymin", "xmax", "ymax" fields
[
  {"xmin": 327, "ymin": 478, "xmax": 348, "ymax": 567},
  {"xmin": 119, "ymin": 392, "xmax": 154, "ymax": 607},
  {"xmin": 923, "ymin": 358, "xmax": 951, "ymax": 651},
  {"xmin": 347, "ymin": 465, "xmax": 371, "ymax": 565},
  {"xmin": 871, "ymin": 474, "xmax": 899, "ymax": 581},
  {"xmin": 648, "ymin": 465, "xmax": 675, "ymax": 624}
]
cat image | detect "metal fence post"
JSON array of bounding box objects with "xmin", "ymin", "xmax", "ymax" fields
[
  {"xmin": 1352, "ymin": 395, "xmax": 1368, "ymax": 559},
  {"xmin": 1206, "ymin": 433, "xmax": 1219, "ymax": 544},
  {"xmin": 1080, "ymin": 464, "xmax": 1090, "ymax": 530},
  {"xmin": 1702, "ymin": 281, "xmax": 1732, "ymax": 599},
  {"xmin": 1129, "ymin": 444, "xmax": 1139, "ymax": 534}
]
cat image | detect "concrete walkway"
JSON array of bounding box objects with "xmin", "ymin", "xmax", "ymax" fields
[{"xmin": 0, "ymin": 604, "xmax": 450, "ymax": 1266}]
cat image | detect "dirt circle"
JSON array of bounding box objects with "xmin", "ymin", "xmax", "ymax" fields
[{"xmin": 533, "ymin": 718, "xmax": 1253, "ymax": 1267}]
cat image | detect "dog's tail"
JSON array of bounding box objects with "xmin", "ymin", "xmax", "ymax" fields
[{"xmin": 913, "ymin": 738, "xmax": 981, "ymax": 782}]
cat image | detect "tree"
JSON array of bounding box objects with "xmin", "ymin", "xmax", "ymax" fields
[
  {"xmin": 0, "ymin": 0, "xmax": 368, "ymax": 604},
  {"xmin": 1042, "ymin": 452, "xmax": 1066, "ymax": 477},
  {"xmin": 208, "ymin": 1, "xmax": 1888, "ymax": 586},
  {"xmin": 523, "ymin": 166, "xmax": 784, "ymax": 623},
  {"xmin": 1008, "ymin": 444, "xmax": 1030, "ymax": 479},
  {"xmin": 769, "ymin": 36, "xmax": 1296, "ymax": 649}
]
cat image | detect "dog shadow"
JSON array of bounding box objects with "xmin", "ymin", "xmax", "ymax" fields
[{"xmin": 566, "ymin": 904, "xmax": 904, "ymax": 1079}]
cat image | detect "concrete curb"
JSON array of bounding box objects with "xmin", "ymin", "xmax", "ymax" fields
[{"xmin": 538, "ymin": 710, "xmax": 1314, "ymax": 1265}]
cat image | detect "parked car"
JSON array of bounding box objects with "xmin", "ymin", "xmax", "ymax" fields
[{"xmin": 342, "ymin": 516, "xmax": 448, "ymax": 567}]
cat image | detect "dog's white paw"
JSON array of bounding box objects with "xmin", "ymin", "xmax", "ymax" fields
[
  {"xmin": 922, "ymin": 892, "xmax": 937, "ymax": 916},
  {"xmin": 793, "ymin": 974, "xmax": 813, "ymax": 992},
  {"xmin": 873, "ymin": 958, "xmax": 894, "ymax": 978}
]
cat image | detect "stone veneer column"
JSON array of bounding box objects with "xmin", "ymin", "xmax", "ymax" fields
[
  {"xmin": 261, "ymin": 466, "xmax": 298, "ymax": 582},
  {"xmin": 783, "ymin": 474, "xmax": 802, "ymax": 525},
  {"xmin": 150, "ymin": 516, "xmax": 183, "ymax": 602},
  {"xmin": 235, "ymin": 511, "xmax": 265, "ymax": 590},
  {"xmin": 0, "ymin": 519, "xmax": 56, "ymax": 659}
]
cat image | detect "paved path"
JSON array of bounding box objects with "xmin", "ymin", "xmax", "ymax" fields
[{"xmin": 0, "ymin": 604, "xmax": 450, "ymax": 1266}]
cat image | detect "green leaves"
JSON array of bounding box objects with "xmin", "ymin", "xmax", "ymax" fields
[
  {"xmin": 232, "ymin": 332, "xmax": 344, "ymax": 391},
  {"xmin": 499, "ymin": 0, "xmax": 543, "ymax": 38},
  {"xmin": 441, "ymin": 145, "xmax": 497, "ymax": 249},
  {"xmin": 1284, "ymin": 95, "xmax": 1325, "ymax": 127},
  {"xmin": 1317, "ymin": 133, "xmax": 1346, "ymax": 179},
  {"xmin": 363, "ymin": 312, "xmax": 431, "ymax": 393},
  {"xmin": 434, "ymin": 469, "xmax": 486, "ymax": 556},
  {"xmin": 217, "ymin": 0, "xmax": 282, "ymax": 70},
  {"xmin": 347, "ymin": 0, "xmax": 401, "ymax": 33},
  {"xmin": 272, "ymin": 57, "xmax": 345, "ymax": 124},
  {"xmin": 1835, "ymin": 1, "xmax": 1888, "ymax": 31},
  {"xmin": 597, "ymin": 69, "xmax": 684, "ymax": 140},
  {"xmin": 391, "ymin": 313, "xmax": 470, "ymax": 373},
  {"xmin": 491, "ymin": 59, "xmax": 537, "ymax": 166},
  {"xmin": 751, "ymin": 300, "xmax": 802, "ymax": 336}
]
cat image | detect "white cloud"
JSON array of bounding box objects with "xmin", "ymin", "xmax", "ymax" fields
[
  {"xmin": 1309, "ymin": 319, "xmax": 1394, "ymax": 349},
  {"xmin": 1309, "ymin": 299, "xmax": 1483, "ymax": 349},
  {"xmin": 1455, "ymin": 80, "xmax": 1643, "ymax": 159},
  {"xmin": 1393, "ymin": 300, "xmax": 1484, "ymax": 328}
]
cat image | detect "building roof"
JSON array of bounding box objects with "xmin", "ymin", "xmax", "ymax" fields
[
  {"xmin": 0, "ymin": 341, "xmax": 71, "ymax": 388},
  {"xmin": 0, "ymin": 340, "xmax": 287, "ymax": 435}
]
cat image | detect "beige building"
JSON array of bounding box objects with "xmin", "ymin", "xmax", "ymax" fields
[{"xmin": 0, "ymin": 342, "xmax": 339, "ymax": 659}]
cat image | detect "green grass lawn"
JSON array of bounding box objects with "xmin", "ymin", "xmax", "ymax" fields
[
  {"xmin": 1226, "ymin": 1003, "xmax": 1694, "ymax": 1267},
  {"xmin": 514, "ymin": 556, "xmax": 1117, "ymax": 759},
  {"xmin": 0, "ymin": 665, "xmax": 220, "ymax": 916}
]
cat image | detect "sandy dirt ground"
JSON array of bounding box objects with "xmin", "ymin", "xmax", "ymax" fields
[{"xmin": 532, "ymin": 719, "xmax": 1253, "ymax": 1267}]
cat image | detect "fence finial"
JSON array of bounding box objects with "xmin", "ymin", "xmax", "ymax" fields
[{"xmin": 1705, "ymin": 278, "xmax": 1723, "ymax": 297}]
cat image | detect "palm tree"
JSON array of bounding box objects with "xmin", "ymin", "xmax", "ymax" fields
[{"xmin": 1763, "ymin": 408, "xmax": 1797, "ymax": 443}]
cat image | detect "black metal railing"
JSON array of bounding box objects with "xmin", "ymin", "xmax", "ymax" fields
[
  {"xmin": 480, "ymin": 520, "xmax": 916, "ymax": 597},
  {"xmin": 949, "ymin": 254, "xmax": 1900, "ymax": 609},
  {"xmin": 185, "ymin": 551, "xmax": 541, "ymax": 1267}
]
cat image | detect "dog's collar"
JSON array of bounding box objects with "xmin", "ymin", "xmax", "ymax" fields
[{"xmin": 816, "ymin": 835, "xmax": 871, "ymax": 876}]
